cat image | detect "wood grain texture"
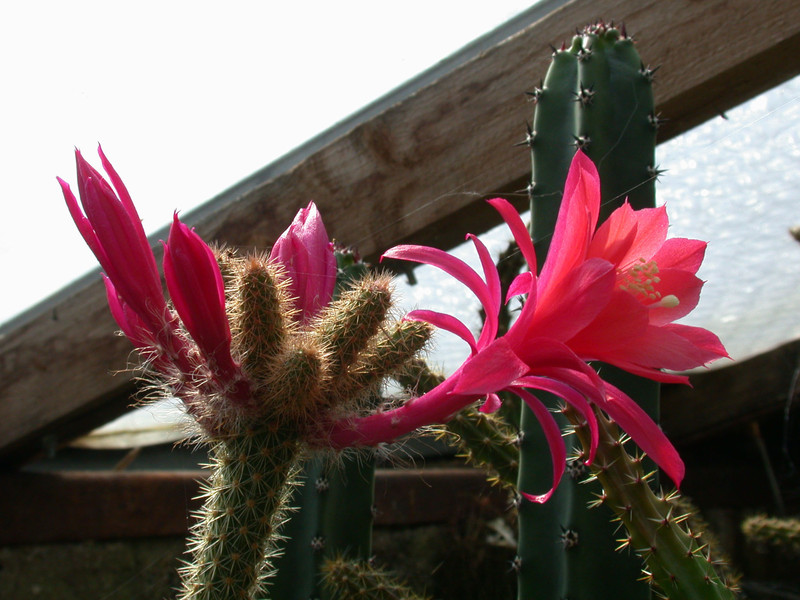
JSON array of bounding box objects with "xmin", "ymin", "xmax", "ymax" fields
[
  {"xmin": 662, "ymin": 338, "xmax": 800, "ymax": 445},
  {"xmin": 2, "ymin": 0, "xmax": 799, "ymax": 464},
  {"xmin": 0, "ymin": 468, "xmax": 507, "ymax": 545}
]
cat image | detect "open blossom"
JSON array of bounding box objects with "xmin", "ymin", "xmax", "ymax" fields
[
  {"xmin": 327, "ymin": 150, "xmax": 727, "ymax": 501},
  {"xmin": 506, "ymin": 150, "xmax": 728, "ymax": 384},
  {"xmin": 269, "ymin": 201, "xmax": 337, "ymax": 323}
]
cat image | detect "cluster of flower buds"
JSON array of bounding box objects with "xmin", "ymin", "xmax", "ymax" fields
[{"xmin": 60, "ymin": 147, "xmax": 430, "ymax": 441}]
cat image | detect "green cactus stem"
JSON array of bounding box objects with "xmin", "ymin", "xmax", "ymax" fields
[
  {"xmin": 267, "ymin": 456, "xmax": 325, "ymax": 600},
  {"xmin": 443, "ymin": 407, "xmax": 520, "ymax": 491},
  {"xmin": 321, "ymin": 556, "xmax": 431, "ymax": 600},
  {"xmin": 175, "ymin": 249, "xmax": 432, "ymax": 600},
  {"xmin": 521, "ymin": 21, "xmax": 658, "ymax": 600},
  {"xmin": 566, "ymin": 406, "xmax": 741, "ymax": 599},
  {"xmin": 528, "ymin": 39, "xmax": 580, "ymax": 267},
  {"xmin": 266, "ymin": 249, "xmax": 384, "ymax": 600},
  {"xmin": 178, "ymin": 426, "xmax": 302, "ymax": 600},
  {"xmin": 742, "ymin": 513, "xmax": 800, "ymax": 553},
  {"xmin": 318, "ymin": 451, "xmax": 377, "ymax": 566}
]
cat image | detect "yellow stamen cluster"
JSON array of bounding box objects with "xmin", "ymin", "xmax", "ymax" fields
[{"xmin": 619, "ymin": 258, "xmax": 662, "ymax": 302}]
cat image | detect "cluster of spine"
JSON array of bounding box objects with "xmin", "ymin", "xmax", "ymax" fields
[
  {"xmin": 565, "ymin": 406, "xmax": 741, "ymax": 599},
  {"xmin": 443, "ymin": 408, "xmax": 520, "ymax": 491},
  {"xmin": 176, "ymin": 248, "xmax": 432, "ymax": 600},
  {"xmin": 321, "ymin": 556, "xmax": 431, "ymax": 600},
  {"xmin": 742, "ymin": 514, "xmax": 800, "ymax": 553}
]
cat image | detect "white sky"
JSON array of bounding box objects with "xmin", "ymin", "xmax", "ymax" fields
[{"xmin": 0, "ymin": 0, "xmax": 534, "ymax": 327}]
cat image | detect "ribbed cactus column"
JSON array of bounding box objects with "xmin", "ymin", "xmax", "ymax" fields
[
  {"xmin": 519, "ymin": 22, "xmax": 658, "ymax": 599},
  {"xmin": 267, "ymin": 457, "xmax": 325, "ymax": 600}
]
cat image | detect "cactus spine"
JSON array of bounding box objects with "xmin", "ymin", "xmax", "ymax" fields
[
  {"xmin": 268, "ymin": 249, "xmax": 382, "ymax": 600},
  {"xmin": 322, "ymin": 556, "xmax": 431, "ymax": 600},
  {"xmin": 567, "ymin": 407, "xmax": 740, "ymax": 598},
  {"xmin": 520, "ymin": 22, "xmax": 659, "ymax": 599}
]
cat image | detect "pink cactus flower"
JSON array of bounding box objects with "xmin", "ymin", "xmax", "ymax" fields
[
  {"xmin": 505, "ymin": 150, "xmax": 728, "ymax": 384},
  {"xmin": 327, "ymin": 151, "xmax": 727, "ymax": 501},
  {"xmin": 270, "ymin": 201, "xmax": 337, "ymax": 323}
]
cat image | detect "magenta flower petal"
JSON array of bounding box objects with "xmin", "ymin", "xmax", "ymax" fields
[
  {"xmin": 515, "ymin": 388, "xmax": 566, "ymax": 504},
  {"xmin": 507, "ymin": 271, "xmax": 533, "ymax": 302},
  {"xmin": 103, "ymin": 275, "xmax": 150, "ymax": 349},
  {"xmin": 454, "ymin": 338, "xmax": 529, "ymax": 395},
  {"xmin": 513, "ymin": 258, "xmax": 615, "ymax": 348},
  {"xmin": 97, "ymin": 144, "xmax": 138, "ymax": 220},
  {"xmin": 60, "ymin": 149, "xmax": 168, "ymax": 330},
  {"xmin": 589, "ymin": 203, "xmax": 669, "ymax": 268},
  {"xmin": 566, "ymin": 291, "xmax": 650, "ymax": 357},
  {"xmin": 478, "ymin": 392, "xmax": 503, "ymax": 414},
  {"xmin": 652, "ymin": 237, "xmax": 707, "ymax": 274},
  {"xmin": 597, "ymin": 383, "xmax": 685, "ymax": 488},
  {"xmin": 466, "ymin": 233, "xmax": 500, "ymax": 345},
  {"xmin": 516, "ymin": 375, "xmax": 599, "ymax": 464},
  {"xmin": 487, "ymin": 197, "xmax": 538, "ymax": 271},
  {"xmin": 600, "ymin": 322, "xmax": 726, "ymax": 373},
  {"xmin": 405, "ymin": 310, "xmax": 478, "ymax": 355},
  {"xmin": 383, "ymin": 244, "xmax": 498, "ymax": 330},
  {"xmin": 164, "ymin": 214, "xmax": 236, "ymax": 375},
  {"xmin": 646, "ymin": 269, "xmax": 703, "ymax": 325},
  {"xmin": 538, "ymin": 151, "xmax": 601, "ymax": 292}
]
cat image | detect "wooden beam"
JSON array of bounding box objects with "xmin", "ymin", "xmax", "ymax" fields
[
  {"xmin": 662, "ymin": 338, "xmax": 800, "ymax": 445},
  {"xmin": 2, "ymin": 0, "xmax": 800, "ymax": 465},
  {"xmin": 0, "ymin": 468, "xmax": 507, "ymax": 545}
]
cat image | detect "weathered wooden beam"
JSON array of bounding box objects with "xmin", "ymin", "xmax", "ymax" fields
[
  {"xmin": 2, "ymin": 0, "xmax": 799, "ymax": 465},
  {"xmin": 662, "ymin": 338, "xmax": 800, "ymax": 445},
  {"xmin": 0, "ymin": 468, "xmax": 507, "ymax": 545}
]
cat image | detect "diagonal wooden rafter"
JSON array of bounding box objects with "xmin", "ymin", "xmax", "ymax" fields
[{"xmin": 2, "ymin": 0, "xmax": 800, "ymax": 466}]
